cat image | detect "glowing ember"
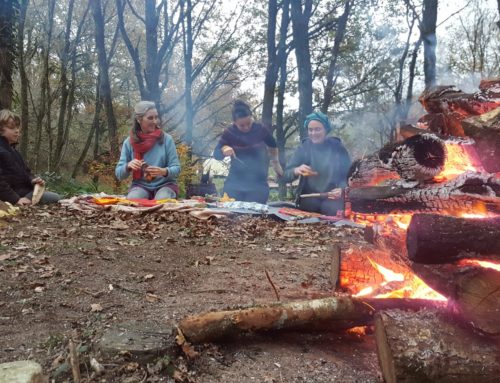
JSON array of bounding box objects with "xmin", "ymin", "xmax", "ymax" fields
[
  {"xmin": 368, "ymin": 258, "xmax": 404, "ymax": 282},
  {"xmin": 459, "ymin": 259, "xmax": 500, "ymax": 272},
  {"xmin": 433, "ymin": 144, "xmax": 483, "ymax": 182}
]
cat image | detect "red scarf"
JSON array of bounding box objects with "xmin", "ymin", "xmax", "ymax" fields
[{"xmin": 130, "ymin": 129, "xmax": 163, "ymax": 180}]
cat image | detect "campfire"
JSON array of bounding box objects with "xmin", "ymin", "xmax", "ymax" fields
[
  {"xmin": 331, "ymin": 79, "xmax": 500, "ymax": 382},
  {"xmin": 176, "ymin": 80, "xmax": 500, "ymax": 383}
]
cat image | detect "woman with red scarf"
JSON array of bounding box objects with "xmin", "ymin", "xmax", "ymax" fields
[{"xmin": 115, "ymin": 101, "xmax": 181, "ymax": 200}]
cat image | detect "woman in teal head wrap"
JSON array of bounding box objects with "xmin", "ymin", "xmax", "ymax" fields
[{"xmin": 282, "ymin": 111, "xmax": 351, "ymax": 215}]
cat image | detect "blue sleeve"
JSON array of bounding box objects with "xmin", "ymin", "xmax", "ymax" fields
[
  {"xmin": 213, "ymin": 140, "xmax": 225, "ymax": 161},
  {"xmin": 115, "ymin": 139, "xmax": 133, "ymax": 180},
  {"xmin": 164, "ymin": 135, "xmax": 181, "ymax": 180}
]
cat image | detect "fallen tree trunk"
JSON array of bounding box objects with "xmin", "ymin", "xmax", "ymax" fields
[
  {"xmin": 178, "ymin": 296, "xmax": 446, "ymax": 343},
  {"xmin": 407, "ymin": 214, "xmax": 500, "ymax": 264},
  {"xmin": 375, "ymin": 309, "xmax": 500, "ymax": 383},
  {"xmin": 411, "ymin": 263, "xmax": 500, "ymax": 335}
]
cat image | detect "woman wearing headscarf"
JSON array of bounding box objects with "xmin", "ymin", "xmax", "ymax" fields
[
  {"xmin": 213, "ymin": 100, "xmax": 283, "ymax": 204},
  {"xmin": 115, "ymin": 101, "xmax": 181, "ymax": 200},
  {"xmin": 283, "ymin": 111, "xmax": 351, "ymax": 215}
]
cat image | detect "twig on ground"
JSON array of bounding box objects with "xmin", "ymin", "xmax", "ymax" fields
[{"xmin": 265, "ymin": 269, "xmax": 281, "ymax": 302}]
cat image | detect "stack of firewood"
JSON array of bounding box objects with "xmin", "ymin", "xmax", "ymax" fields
[{"xmin": 346, "ymin": 78, "xmax": 500, "ymax": 215}]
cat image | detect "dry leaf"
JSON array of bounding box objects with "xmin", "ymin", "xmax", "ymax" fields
[
  {"xmin": 144, "ymin": 274, "xmax": 154, "ymax": 280},
  {"xmin": 34, "ymin": 286, "xmax": 45, "ymax": 293},
  {"xmin": 0, "ymin": 254, "xmax": 11, "ymax": 261},
  {"xmin": 145, "ymin": 293, "xmax": 160, "ymax": 303},
  {"xmin": 90, "ymin": 303, "xmax": 103, "ymax": 312}
]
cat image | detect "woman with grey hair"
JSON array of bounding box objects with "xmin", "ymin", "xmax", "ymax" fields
[{"xmin": 115, "ymin": 101, "xmax": 181, "ymax": 200}]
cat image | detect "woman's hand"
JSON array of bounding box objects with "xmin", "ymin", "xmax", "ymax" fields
[
  {"xmin": 221, "ymin": 145, "xmax": 235, "ymax": 157},
  {"xmin": 16, "ymin": 197, "xmax": 32, "ymax": 206},
  {"xmin": 127, "ymin": 159, "xmax": 144, "ymax": 171},
  {"xmin": 327, "ymin": 188, "xmax": 342, "ymax": 199},
  {"xmin": 294, "ymin": 164, "xmax": 318, "ymax": 177},
  {"xmin": 31, "ymin": 177, "xmax": 45, "ymax": 186},
  {"xmin": 145, "ymin": 166, "xmax": 168, "ymax": 178}
]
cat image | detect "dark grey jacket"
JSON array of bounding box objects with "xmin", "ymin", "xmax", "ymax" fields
[
  {"xmin": 283, "ymin": 137, "xmax": 351, "ymax": 204},
  {"xmin": 0, "ymin": 137, "xmax": 34, "ymax": 204}
]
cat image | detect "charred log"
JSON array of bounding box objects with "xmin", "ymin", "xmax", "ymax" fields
[
  {"xmin": 375, "ymin": 309, "xmax": 500, "ymax": 383},
  {"xmin": 461, "ymin": 107, "xmax": 500, "ymax": 173},
  {"xmin": 411, "ymin": 263, "xmax": 500, "ymax": 335},
  {"xmin": 407, "ymin": 214, "xmax": 500, "ymax": 264},
  {"xmin": 348, "ymin": 134, "xmax": 446, "ymax": 186}
]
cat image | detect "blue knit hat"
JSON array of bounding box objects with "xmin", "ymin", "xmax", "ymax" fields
[{"xmin": 304, "ymin": 111, "xmax": 332, "ymax": 133}]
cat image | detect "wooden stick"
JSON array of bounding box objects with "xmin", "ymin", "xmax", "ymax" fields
[
  {"xmin": 69, "ymin": 339, "xmax": 81, "ymax": 383},
  {"xmin": 264, "ymin": 269, "xmax": 280, "ymax": 302}
]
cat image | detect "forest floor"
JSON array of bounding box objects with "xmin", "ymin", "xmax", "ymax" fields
[{"xmin": 0, "ymin": 205, "xmax": 381, "ymax": 382}]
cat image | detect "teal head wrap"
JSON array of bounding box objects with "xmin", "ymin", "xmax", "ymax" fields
[{"xmin": 304, "ymin": 111, "xmax": 332, "ymax": 134}]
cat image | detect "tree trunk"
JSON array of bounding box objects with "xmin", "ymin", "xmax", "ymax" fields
[
  {"xmin": 291, "ymin": 0, "xmax": 313, "ymax": 140},
  {"xmin": 17, "ymin": 0, "xmax": 29, "ymax": 159},
  {"xmin": 261, "ymin": 0, "xmax": 279, "ymax": 130},
  {"xmin": 321, "ymin": 0, "xmax": 351, "ymax": 114},
  {"xmin": 145, "ymin": 0, "xmax": 161, "ymax": 106},
  {"xmin": 91, "ymin": 0, "xmax": 119, "ymax": 162},
  {"xmin": 420, "ymin": 0, "xmax": 438, "ymax": 88},
  {"xmin": 407, "ymin": 214, "xmax": 500, "ymax": 264},
  {"xmin": 182, "ymin": 0, "xmax": 194, "ymax": 149},
  {"xmin": 33, "ymin": 0, "xmax": 56, "ymax": 173},
  {"xmin": 375, "ymin": 309, "xmax": 500, "ymax": 383},
  {"xmin": 0, "ymin": 0, "xmax": 18, "ymax": 109}
]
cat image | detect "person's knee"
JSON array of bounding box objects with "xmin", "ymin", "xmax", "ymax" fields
[
  {"xmin": 127, "ymin": 187, "xmax": 149, "ymax": 199},
  {"xmin": 39, "ymin": 191, "xmax": 61, "ymax": 204},
  {"xmin": 155, "ymin": 187, "xmax": 176, "ymax": 200}
]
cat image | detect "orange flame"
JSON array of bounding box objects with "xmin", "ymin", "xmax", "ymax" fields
[
  {"xmin": 458, "ymin": 259, "xmax": 500, "ymax": 272},
  {"xmin": 433, "ymin": 144, "xmax": 483, "ymax": 182},
  {"xmin": 354, "ymin": 257, "xmax": 448, "ymax": 301}
]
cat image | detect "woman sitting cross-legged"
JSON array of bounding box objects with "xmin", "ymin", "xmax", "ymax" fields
[
  {"xmin": 282, "ymin": 111, "xmax": 351, "ymax": 216},
  {"xmin": 0, "ymin": 109, "xmax": 61, "ymax": 206},
  {"xmin": 115, "ymin": 101, "xmax": 181, "ymax": 200}
]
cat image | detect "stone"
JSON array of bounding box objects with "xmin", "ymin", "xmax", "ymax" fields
[
  {"xmin": 96, "ymin": 321, "xmax": 175, "ymax": 363},
  {"xmin": 0, "ymin": 360, "xmax": 47, "ymax": 383}
]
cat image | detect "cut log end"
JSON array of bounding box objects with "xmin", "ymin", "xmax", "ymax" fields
[{"xmin": 375, "ymin": 309, "xmax": 500, "ymax": 383}]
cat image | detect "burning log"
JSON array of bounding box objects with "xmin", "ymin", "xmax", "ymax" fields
[
  {"xmin": 418, "ymin": 84, "xmax": 499, "ymax": 136},
  {"xmin": 461, "ymin": 107, "xmax": 500, "ymax": 173},
  {"xmin": 348, "ymin": 172, "xmax": 500, "ymax": 214},
  {"xmin": 348, "ymin": 134, "xmax": 446, "ymax": 187},
  {"xmin": 178, "ymin": 296, "xmax": 445, "ymax": 344},
  {"xmin": 375, "ymin": 309, "xmax": 500, "ymax": 383},
  {"xmin": 407, "ymin": 214, "xmax": 500, "ymax": 264},
  {"xmin": 332, "ymin": 245, "xmax": 412, "ymax": 295},
  {"xmin": 411, "ymin": 262, "xmax": 500, "ymax": 335}
]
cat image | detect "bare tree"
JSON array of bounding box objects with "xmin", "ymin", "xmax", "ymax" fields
[
  {"xmin": 17, "ymin": 0, "xmax": 29, "ymax": 158},
  {"xmin": 0, "ymin": 0, "xmax": 19, "ymax": 109},
  {"xmin": 420, "ymin": 0, "xmax": 438, "ymax": 88},
  {"xmin": 91, "ymin": 0, "xmax": 119, "ymax": 161},
  {"xmin": 291, "ymin": 0, "xmax": 313, "ymax": 140}
]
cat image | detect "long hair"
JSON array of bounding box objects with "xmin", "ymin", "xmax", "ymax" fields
[{"xmin": 131, "ymin": 101, "xmax": 164, "ymax": 143}]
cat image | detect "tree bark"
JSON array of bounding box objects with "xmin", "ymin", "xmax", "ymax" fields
[
  {"xmin": 179, "ymin": 296, "xmax": 446, "ymax": 344},
  {"xmin": 375, "ymin": 309, "xmax": 500, "ymax": 383},
  {"xmin": 91, "ymin": 0, "xmax": 119, "ymax": 162},
  {"xmin": 0, "ymin": 0, "xmax": 18, "ymax": 109},
  {"xmin": 321, "ymin": 0, "xmax": 351, "ymax": 114},
  {"xmin": 17, "ymin": 0, "xmax": 29, "ymax": 159},
  {"xmin": 407, "ymin": 214, "xmax": 500, "ymax": 264},
  {"xmin": 181, "ymin": 0, "xmax": 194, "ymax": 148},
  {"xmin": 420, "ymin": 0, "xmax": 438, "ymax": 88},
  {"xmin": 411, "ymin": 262, "xmax": 500, "ymax": 335},
  {"xmin": 291, "ymin": 0, "xmax": 313, "ymax": 140}
]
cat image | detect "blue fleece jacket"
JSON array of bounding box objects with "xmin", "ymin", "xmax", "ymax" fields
[{"xmin": 115, "ymin": 133, "xmax": 181, "ymax": 191}]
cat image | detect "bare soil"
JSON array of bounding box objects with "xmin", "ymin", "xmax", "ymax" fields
[{"xmin": 0, "ymin": 205, "xmax": 381, "ymax": 382}]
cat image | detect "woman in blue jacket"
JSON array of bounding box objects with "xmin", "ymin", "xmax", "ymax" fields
[{"xmin": 115, "ymin": 101, "xmax": 181, "ymax": 200}]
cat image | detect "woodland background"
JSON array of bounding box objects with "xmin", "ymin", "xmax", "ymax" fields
[{"xmin": 0, "ymin": 0, "xmax": 498, "ymax": 196}]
